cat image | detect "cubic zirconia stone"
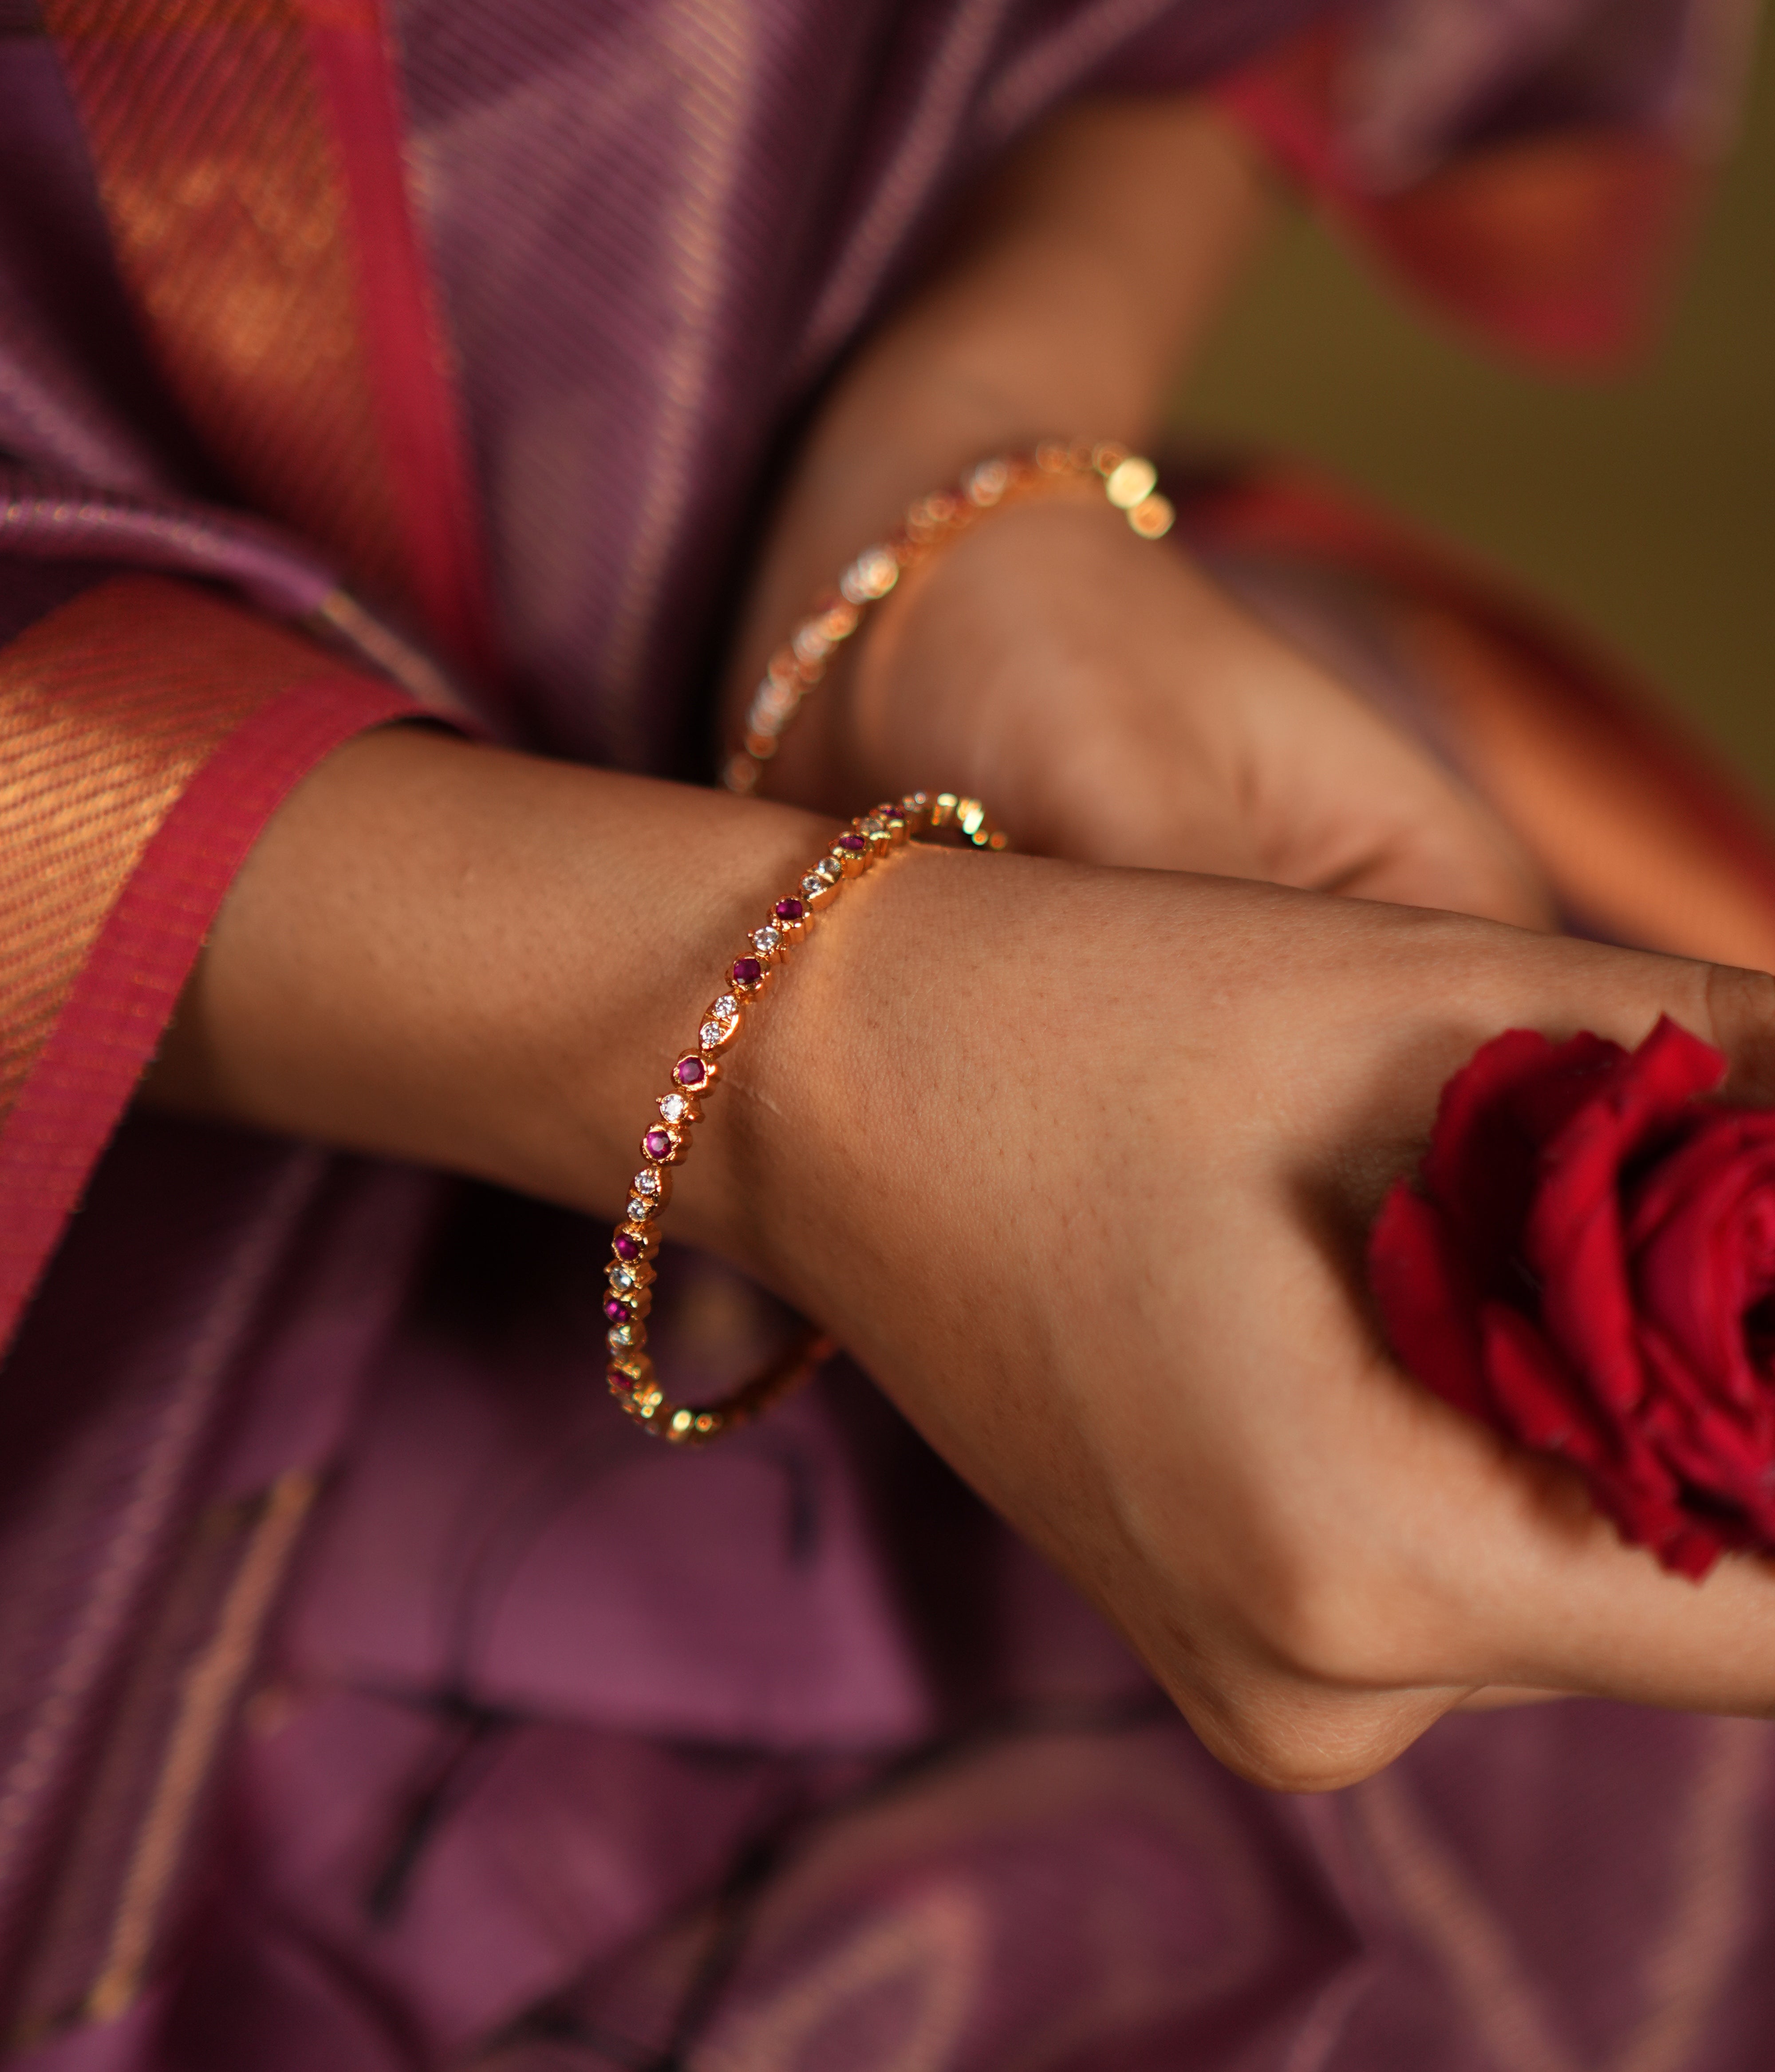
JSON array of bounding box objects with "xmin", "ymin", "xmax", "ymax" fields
[
  {"xmin": 610, "ymin": 1265, "xmax": 636, "ymax": 1293},
  {"xmin": 752, "ymin": 927, "xmax": 781, "ymax": 956},
  {"xmin": 659, "ymin": 1094, "xmax": 690, "ymax": 1124},
  {"xmin": 608, "ymin": 1323, "xmax": 638, "ymax": 1351},
  {"xmin": 731, "ymin": 957, "xmax": 762, "ymax": 989},
  {"xmin": 773, "ymin": 898, "xmax": 804, "ymax": 922},
  {"xmin": 799, "ymin": 875, "xmax": 825, "ymax": 900},
  {"xmin": 813, "ymin": 857, "xmax": 842, "ymax": 885},
  {"xmin": 674, "ymin": 1056, "xmax": 706, "ymax": 1087},
  {"xmin": 1105, "ymin": 455, "xmax": 1158, "ymax": 510},
  {"xmin": 860, "ymin": 546, "xmax": 899, "ymax": 597},
  {"xmin": 626, "ymin": 1198, "xmax": 654, "ymax": 1223},
  {"xmin": 634, "ymin": 1169, "xmax": 662, "ymax": 1197}
]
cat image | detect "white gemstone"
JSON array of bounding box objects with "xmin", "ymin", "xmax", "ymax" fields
[
  {"xmin": 626, "ymin": 1197, "xmax": 655, "ymax": 1222},
  {"xmin": 754, "ymin": 678, "xmax": 797, "ymax": 725},
  {"xmin": 610, "ymin": 1265, "xmax": 636, "ymax": 1293},
  {"xmin": 699, "ymin": 998, "xmax": 739, "ymax": 1048},
  {"xmin": 752, "ymin": 926, "xmax": 781, "ymax": 956},
  {"xmin": 1105, "ymin": 455, "xmax": 1159, "ymax": 510},
  {"xmin": 608, "ymin": 1323, "xmax": 638, "ymax": 1350},
  {"xmin": 800, "ymin": 874, "xmax": 825, "ymax": 899},
  {"xmin": 659, "ymin": 1093, "xmax": 691, "ymax": 1124},
  {"xmin": 634, "ymin": 1168, "xmax": 662, "ymax": 1197},
  {"xmin": 840, "ymin": 546, "xmax": 899, "ymax": 604},
  {"xmin": 813, "ymin": 858, "xmax": 842, "ymax": 885}
]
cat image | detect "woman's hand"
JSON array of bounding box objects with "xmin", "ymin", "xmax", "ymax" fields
[
  {"xmin": 730, "ymin": 851, "xmax": 1775, "ymax": 1787},
  {"xmin": 824, "ymin": 494, "xmax": 1551, "ymax": 926},
  {"xmin": 726, "ymin": 94, "xmax": 1546, "ymax": 929},
  {"xmin": 148, "ymin": 728, "xmax": 1775, "ymax": 1784}
]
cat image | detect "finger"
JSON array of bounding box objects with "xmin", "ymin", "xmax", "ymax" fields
[
  {"xmin": 1320, "ymin": 1227, "xmax": 1775, "ymax": 1715},
  {"xmin": 1332, "ymin": 814, "xmax": 1554, "ymax": 933}
]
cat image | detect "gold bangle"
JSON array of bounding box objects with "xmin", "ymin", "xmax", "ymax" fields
[
  {"xmin": 722, "ymin": 438, "xmax": 1174, "ymax": 797},
  {"xmin": 606, "ymin": 789, "xmax": 1006, "ymax": 1445}
]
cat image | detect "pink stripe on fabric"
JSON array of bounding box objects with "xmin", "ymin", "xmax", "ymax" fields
[
  {"xmin": 0, "ymin": 676, "xmax": 418, "ymax": 1351},
  {"xmin": 303, "ymin": 2, "xmax": 500, "ymax": 680}
]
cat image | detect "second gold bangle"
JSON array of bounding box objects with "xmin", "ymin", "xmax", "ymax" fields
[{"xmin": 723, "ymin": 438, "xmax": 1174, "ymax": 798}]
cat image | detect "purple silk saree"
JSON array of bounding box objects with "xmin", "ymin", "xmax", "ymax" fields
[{"xmin": 3, "ymin": 1, "xmax": 1774, "ymax": 2064}]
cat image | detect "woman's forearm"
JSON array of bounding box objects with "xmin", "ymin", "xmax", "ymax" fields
[
  {"xmin": 139, "ymin": 726, "xmax": 844, "ymax": 1262},
  {"xmin": 724, "ymin": 98, "xmax": 1270, "ymax": 787}
]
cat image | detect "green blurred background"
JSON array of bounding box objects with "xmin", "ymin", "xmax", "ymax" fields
[{"xmin": 1178, "ymin": 26, "xmax": 1774, "ymax": 803}]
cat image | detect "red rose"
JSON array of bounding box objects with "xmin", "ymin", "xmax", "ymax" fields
[{"xmin": 1369, "ymin": 1015, "xmax": 1775, "ymax": 1579}]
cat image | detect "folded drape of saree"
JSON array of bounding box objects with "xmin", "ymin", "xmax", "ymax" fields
[{"xmin": 1, "ymin": 2, "xmax": 1771, "ymax": 2065}]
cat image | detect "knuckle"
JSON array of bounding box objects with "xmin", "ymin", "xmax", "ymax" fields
[
  {"xmin": 1244, "ymin": 1568, "xmax": 1388, "ymax": 1693},
  {"xmin": 1188, "ymin": 1684, "xmax": 1433, "ymax": 1795},
  {"xmin": 1165, "ymin": 1578, "xmax": 1443, "ymax": 1793},
  {"xmin": 1703, "ymin": 963, "xmax": 1775, "ymax": 1099}
]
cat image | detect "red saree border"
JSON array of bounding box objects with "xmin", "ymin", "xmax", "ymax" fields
[
  {"xmin": 0, "ymin": 672, "xmax": 417, "ymax": 1352},
  {"xmin": 0, "ymin": 575, "xmax": 391, "ymax": 1129},
  {"xmin": 43, "ymin": 0, "xmax": 496, "ymax": 676}
]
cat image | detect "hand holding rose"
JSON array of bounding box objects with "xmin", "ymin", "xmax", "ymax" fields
[{"xmin": 726, "ymin": 860, "xmax": 1775, "ymax": 1789}]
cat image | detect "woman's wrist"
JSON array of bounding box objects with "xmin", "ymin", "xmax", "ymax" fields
[{"xmin": 721, "ymin": 100, "xmax": 1269, "ymax": 805}]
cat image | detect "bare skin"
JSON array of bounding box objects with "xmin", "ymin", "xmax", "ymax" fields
[
  {"xmin": 146, "ymin": 729, "xmax": 1775, "ymax": 1788},
  {"xmin": 726, "ymin": 99, "xmax": 1548, "ymax": 928},
  {"xmin": 142, "ymin": 98, "xmax": 1775, "ymax": 1786}
]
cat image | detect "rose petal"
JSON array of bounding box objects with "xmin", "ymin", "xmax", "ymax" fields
[
  {"xmin": 1653, "ymin": 1524, "xmax": 1723, "ymax": 1581},
  {"xmin": 1369, "ymin": 1183, "xmax": 1491, "ymax": 1418},
  {"xmin": 1422, "ymin": 1029, "xmax": 1623, "ymax": 1293},
  {"xmin": 1627, "ymin": 1111, "xmax": 1775, "ymax": 1418},
  {"xmin": 1479, "ymin": 1303, "xmax": 1609, "ymax": 1464},
  {"xmin": 1525, "ymin": 1021, "xmax": 1726, "ymax": 1416},
  {"xmin": 1477, "ymin": 1304, "xmax": 1714, "ymax": 1571}
]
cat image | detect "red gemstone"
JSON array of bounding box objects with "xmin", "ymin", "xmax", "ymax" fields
[
  {"xmin": 731, "ymin": 957, "xmax": 762, "ymax": 988},
  {"xmin": 613, "ymin": 1232, "xmax": 640, "ymax": 1261},
  {"xmin": 675, "ymin": 1056, "xmax": 706, "ymax": 1087},
  {"xmin": 603, "ymin": 1296, "xmax": 631, "ymax": 1324},
  {"xmin": 835, "ymin": 834, "xmax": 866, "ymax": 854},
  {"xmin": 773, "ymin": 898, "xmax": 804, "ymax": 921},
  {"xmin": 643, "ymin": 1127, "xmax": 672, "ymax": 1159}
]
